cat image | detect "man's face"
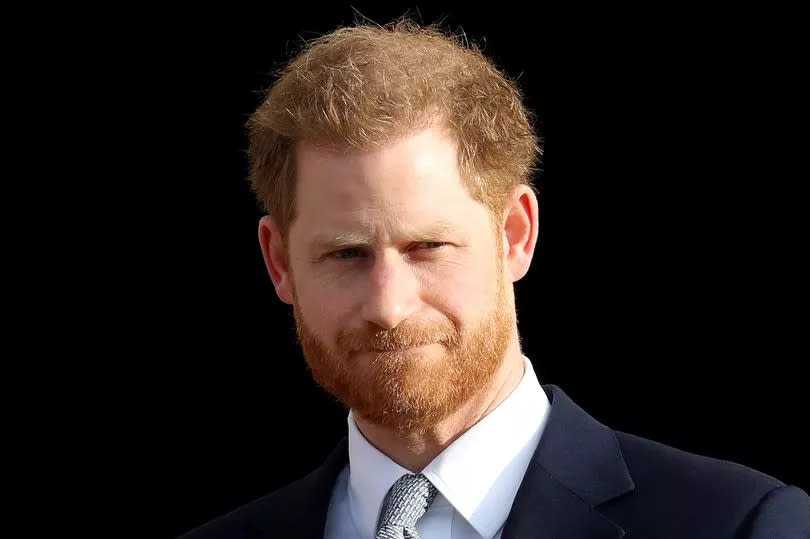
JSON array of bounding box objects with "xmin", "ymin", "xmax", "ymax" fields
[{"xmin": 285, "ymin": 127, "xmax": 515, "ymax": 434}]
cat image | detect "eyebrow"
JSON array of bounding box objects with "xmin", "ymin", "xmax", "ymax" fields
[{"xmin": 309, "ymin": 222, "xmax": 458, "ymax": 255}]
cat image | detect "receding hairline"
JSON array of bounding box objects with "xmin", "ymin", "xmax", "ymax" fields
[{"xmin": 292, "ymin": 114, "xmax": 454, "ymax": 155}]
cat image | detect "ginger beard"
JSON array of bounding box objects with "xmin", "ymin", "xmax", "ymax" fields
[{"xmin": 290, "ymin": 236, "xmax": 514, "ymax": 435}]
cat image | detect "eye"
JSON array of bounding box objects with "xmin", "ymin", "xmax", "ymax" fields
[
  {"xmin": 328, "ymin": 242, "xmax": 447, "ymax": 262},
  {"xmin": 331, "ymin": 248, "xmax": 365, "ymax": 260},
  {"xmin": 415, "ymin": 242, "xmax": 446, "ymax": 250}
]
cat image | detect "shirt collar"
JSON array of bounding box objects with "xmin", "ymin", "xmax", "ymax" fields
[{"xmin": 346, "ymin": 355, "xmax": 550, "ymax": 538}]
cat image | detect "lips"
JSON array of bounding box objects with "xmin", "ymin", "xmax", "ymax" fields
[{"xmin": 366, "ymin": 343, "xmax": 432, "ymax": 352}]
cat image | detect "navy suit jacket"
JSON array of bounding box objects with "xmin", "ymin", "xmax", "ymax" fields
[{"xmin": 181, "ymin": 384, "xmax": 810, "ymax": 538}]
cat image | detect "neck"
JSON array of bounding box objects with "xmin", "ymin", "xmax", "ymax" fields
[{"xmin": 352, "ymin": 331, "xmax": 525, "ymax": 472}]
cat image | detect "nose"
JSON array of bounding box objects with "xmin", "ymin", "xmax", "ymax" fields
[{"xmin": 360, "ymin": 250, "xmax": 421, "ymax": 330}]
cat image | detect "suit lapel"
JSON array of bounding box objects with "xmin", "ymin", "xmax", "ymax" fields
[
  {"xmin": 257, "ymin": 436, "xmax": 349, "ymax": 539},
  {"xmin": 501, "ymin": 384, "xmax": 635, "ymax": 539}
]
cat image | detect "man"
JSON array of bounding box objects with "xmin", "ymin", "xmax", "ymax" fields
[{"xmin": 182, "ymin": 19, "xmax": 810, "ymax": 539}]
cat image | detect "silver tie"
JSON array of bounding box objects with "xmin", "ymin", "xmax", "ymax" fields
[{"xmin": 375, "ymin": 473, "xmax": 439, "ymax": 539}]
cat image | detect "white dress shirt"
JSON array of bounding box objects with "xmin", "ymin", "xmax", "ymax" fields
[{"xmin": 324, "ymin": 354, "xmax": 550, "ymax": 539}]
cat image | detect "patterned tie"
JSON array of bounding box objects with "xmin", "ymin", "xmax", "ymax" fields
[{"xmin": 375, "ymin": 473, "xmax": 439, "ymax": 539}]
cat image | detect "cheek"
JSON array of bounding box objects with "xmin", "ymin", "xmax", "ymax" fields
[
  {"xmin": 292, "ymin": 275, "xmax": 351, "ymax": 336},
  {"xmin": 428, "ymin": 258, "xmax": 500, "ymax": 325}
]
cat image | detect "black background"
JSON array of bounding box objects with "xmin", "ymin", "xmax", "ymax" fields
[{"xmin": 108, "ymin": 11, "xmax": 810, "ymax": 537}]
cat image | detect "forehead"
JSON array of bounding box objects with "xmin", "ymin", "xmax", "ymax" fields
[{"xmin": 291, "ymin": 127, "xmax": 487, "ymax": 241}]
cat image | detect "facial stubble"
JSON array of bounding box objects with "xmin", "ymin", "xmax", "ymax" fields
[{"xmin": 290, "ymin": 246, "xmax": 513, "ymax": 435}]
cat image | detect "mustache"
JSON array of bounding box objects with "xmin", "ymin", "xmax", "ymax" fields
[{"xmin": 338, "ymin": 322, "xmax": 459, "ymax": 352}]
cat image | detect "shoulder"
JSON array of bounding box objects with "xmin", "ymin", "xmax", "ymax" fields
[
  {"xmin": 178, "ymin": 471, "xmax": 320, "ymax": 539},
  {"xmin": 178, "ymin": 438, "xmax": 350, "ymax": 539},
  {"xmin": 607, "ymin": 430, "xmax": 810, "ymax": 537},
  {"xmin": 615, "ymin": 429, "xmax": 785, "ymax": 494}
]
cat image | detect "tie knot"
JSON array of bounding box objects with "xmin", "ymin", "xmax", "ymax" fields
[{"xmin": 376, "ymin": 473, "xmax": 438, "ymax": 538}]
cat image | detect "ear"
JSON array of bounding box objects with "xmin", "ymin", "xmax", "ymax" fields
[
  {"xmin": 502, "ymin": 185, "xmax": 540, "ymax": 282},
  {"xmin": 258, "ymin": 215, "xmax": 293, "ymax": 305}
]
